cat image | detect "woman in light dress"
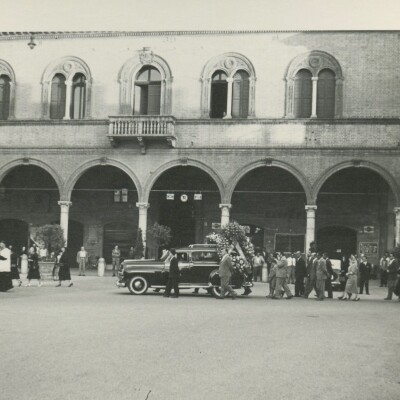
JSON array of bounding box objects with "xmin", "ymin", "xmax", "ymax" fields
[{"xmin": 338, "ymin": 254, "xmax": 360, "ymax": 301}]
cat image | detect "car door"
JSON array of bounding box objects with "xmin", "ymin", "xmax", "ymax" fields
[
  {"xmin": 190, "ymin": 250, "xmax": 219, "ymax": 284},
  {"xmin": 176, "ymin": 251, "xmax": 192, "ymax": 284}
]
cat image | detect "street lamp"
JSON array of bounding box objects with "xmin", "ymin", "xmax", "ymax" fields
[{"xmin": 27, "ymin": 34, "xmax": 36, "ymax": 50}]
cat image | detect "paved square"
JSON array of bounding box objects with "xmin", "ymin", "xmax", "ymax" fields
[{"xmin": 1, "ymin": 274, "xmax": 399, "ymax": 400}]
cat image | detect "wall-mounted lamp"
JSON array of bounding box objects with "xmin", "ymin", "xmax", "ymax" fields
[{"xmin": 27, "ymin": 34, "xmax": 36, "ymax": 50}]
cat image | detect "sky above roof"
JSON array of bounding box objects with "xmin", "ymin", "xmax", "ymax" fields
[{"xmin": 1, "ymin": 0, "xmax": 399, "ymax": 31}]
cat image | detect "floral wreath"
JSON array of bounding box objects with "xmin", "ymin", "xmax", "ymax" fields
[{"xmin": 206, "ymin": 222, "xmax": 255, "ymax": 272}]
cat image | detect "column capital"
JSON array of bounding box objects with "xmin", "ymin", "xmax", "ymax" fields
[
  {"xmin": 305, "ymin": 205, "xmax": 317, "ymax": 211},
  {"xmin": 136, "ymin": 202, "xmax": 150, "ymax": 210},
  {"xmin": 311, "ymin": 77, "xmax": 319, "ymax": 81},
  {"xmin": 219, "ymin": 203, "xmax": 232, "ymax": 209},
  {"xmin": 226, "ymin": 77, "xmax": 234, "ymax": 83},
  {"xmin": 65, "ymin": 80, "xmax": 73, "ymax": 86},
  {"xmin": 394, "ymin": 207, "xmax": 400, "ymax": 215},
  {"xmin": 58, "ymin": 201, "xmax": 72, "ymax": 208}
]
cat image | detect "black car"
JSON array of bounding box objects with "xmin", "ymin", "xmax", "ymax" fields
[{"xmin": 116, "ymin": 244, "xmax": 253, "ymax": 298}]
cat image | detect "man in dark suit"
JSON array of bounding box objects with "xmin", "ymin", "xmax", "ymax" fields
[
  {"xmin": 294, "ymin": 251, "xmax": 306, "ymax": 297},
  {"xmin": 384, "ymin": 253, "xmax": 399, "ymax": 300},
  {"xmin": 163, "ymin": 248, "xmax": 180, "ymax": 298},
  {"xmin": 323, "ymin": 253, "xmax": 334, "ymax": 298},
  {"xmin": 218, "ymin": 248, "xmax": 237, "ymax": 299}
]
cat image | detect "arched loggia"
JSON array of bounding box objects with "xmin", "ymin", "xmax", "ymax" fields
[
  {"xmin": 66, "ymin": 161, "xmax": 141, "ymax": 264},
  {"xmin": 315, "ymin": 163, "xmax": 398, "ymax": 263},
  {"xmin": 145, "ymin": 163, "xmax": 223, "ymax": 253},
  {"xmin": 0, "ymin": 164, "xmax": 61, "ymax": 249},
  {"xmin": 228, "ymin": 162, "xmax": 310, "ymax": 253}
]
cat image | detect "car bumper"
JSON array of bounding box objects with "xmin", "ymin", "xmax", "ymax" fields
[{"xmin": 116, "ymin": 279, "xmax": 126, "ymax": 288}]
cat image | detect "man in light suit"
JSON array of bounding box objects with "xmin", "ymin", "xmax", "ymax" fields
[
  {"xmin": 76, "ymin": 246, "xmax": 89, "ymax": 276},
  {"xmin": 315, "ymin": 253, "xmax": 329, "ymax": 300},
  {"xmin": 218, "ymin": 248, "xmax": 237, "ymax": 299},
  {"xmin": 273, "ymin": 252, "xmax": 293, "ymax": 299}
]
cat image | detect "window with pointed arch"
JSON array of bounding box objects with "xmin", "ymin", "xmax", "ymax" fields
[
  {"xmin": 134, "ymin": 66, "xmax": 161, "ymax": 115},
  {"xmin": 210, "ymin": 69, "xmax": 250, "ymax": 119},
  {"xmin": 0, "ymin": 75, "xmax": 11, "ymax": 120}
]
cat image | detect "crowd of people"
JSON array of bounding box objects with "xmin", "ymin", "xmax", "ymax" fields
[
  {"xmin": 1, "ymin": 239, "xmax": 400, "ymax": 303},
  {"xmin": 251, "ymin": 249, "xmax": 400, "ymax": 302}
]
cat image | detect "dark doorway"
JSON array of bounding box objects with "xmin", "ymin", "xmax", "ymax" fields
[
  {"xmin": 0, "ymin": 219, "xmax": 29, "ymax": 252},
  {"xmin": 241, "ymin": 223, "xmax": 264, "ymax": 252},
  {"xmin": 68, "ymin": 220, "xmax": 84, "ymax": 268},
  {"xmin": 149, "ymin": 166, "xmax": 220, "ymax": 249},
  {"xmin": 103, "ymin": 222, "xmax": 135, "ymax": 263},
  {"xmin": 317, "ymin": 226, "xmax": 357, "ymax": 260},
  {"xmin": 159, "ymin": 198, "xmax": 195, "ymax": 248}
]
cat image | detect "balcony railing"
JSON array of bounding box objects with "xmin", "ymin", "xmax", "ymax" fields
[{"xmin": 108, "ymin": 115, "xmax": 176, "ymax": 154}]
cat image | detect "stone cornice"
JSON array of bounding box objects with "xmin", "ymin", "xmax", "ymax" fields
[
  {"xmin": 1, "ymin": 117, "xmax": 400, "ymax": 127},
  {"xmin": 0, "ymin": 30, "xmax": 399, "ymax": 41},
  {"xmin": 0, "ymin": 119, "xmax": 108, "ymax": 126},
  {"xmin": 177, "ymin": 118, "xmax": 400, "ymax": 125},
  {"xmin": 0, "ymin": 147, "xmax": 399, "ymax": 155}
]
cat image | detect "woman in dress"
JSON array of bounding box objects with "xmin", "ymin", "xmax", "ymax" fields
[
  {"xmin": 338, "ymin": 254, "xmax": 360, "ymax": 301},
  {"xmin": 9, "ymin": 245, "xmax": 22, "ymax": 287},
  {"xmin": 56, "ymin": 247, "xmax": 73, "ymax": 287},
  {"xmin": 26, "ymin": 246, "xmax": 42, "ymax": 287}
]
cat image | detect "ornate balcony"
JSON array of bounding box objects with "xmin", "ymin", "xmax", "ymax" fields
[{"xmin": 108, "ymin": 115, "xmax": 176, "ymax": 154}]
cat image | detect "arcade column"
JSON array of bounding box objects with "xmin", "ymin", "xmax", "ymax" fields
[
  {"xmin": 305, "ymin": 205, "xmax": 317, "ymax": 251},
  {"xmin": 136, "ymin": 202, "xmax": 150, "ymax": 247},
  {"xmin": 58, "ymin": 201, "xmax": 72, "ymax": 244},
  {"xmin": 219, "ymin": 203, "xmax": 232, "ymax": 227}
]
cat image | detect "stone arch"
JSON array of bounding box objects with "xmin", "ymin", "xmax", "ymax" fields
[
  {"xmin": 285, "ymin": 50, "xmax": 343, "ymax": 118},
  {"xmin": 118, "ymin": 48, "xmax": 173, "ymax": 115},
  {"xmin": 0, "ymin": 158, "xmax": 63, "ymax": 195},
  {"xmin": 312, "ymin": 160, "xmax": 400, "ymax": 205},
  {"xmin": 225, "ymin": 159, "xmax": 313, "ymax": 204},
  {"xmin": 41, "ymin": 56, "xmax": 93, "ymax": 118},
  {"xmin": 142, "ymin": 159, "xmax": 225, "ymax": 203},
  {"xmin": 0, "ymin": 59, "xmax": 16, "ymax": 119},
  {"xmin": 63, "ymin": 158, "xmax": 142, "ymax": 201},
  {"xmin": 200, "ymin": 52, "xmax": 256, "ymax": 118}
]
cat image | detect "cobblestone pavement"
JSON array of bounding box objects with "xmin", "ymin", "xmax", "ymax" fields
[{"xmin": 1, "ymin": 274, "xmax": 399, "ymax": 400}]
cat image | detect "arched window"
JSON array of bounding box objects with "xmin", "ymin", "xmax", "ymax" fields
[
  {"xmin": 42, "ymin": 56, "xmax": 92, "ymax": 119},
  {"xmin": 50, "ymin": 74, "xmax": 66, "ymax": 120},
  {"xmin": 201, "ymin": 53, "xmax": 256, "ymax": 118},
  {"xmin": 0, "ymin": 75, "xmax": 11, "ymax": 120},
  {"xmin": 210, "ymin": 70, "xmax": 228, "ymax": 118},
  {"xmin": 71, "ymin": 73, "xmax": 86, "ymax": 119},
  {"xmin": 134, "ymin": 66, "xmax": 161, "ymax": 115},
  {"xmin": 317, "ymin": 69, "xmax": 335, "ymax": 118},
  {"xmin": 286, "ymin": 51, "xmax": 343, "ymax": 118},
  {"xmin": 294, "ymin": 69, "xmax": 312, "ymax": 118},
  {"xmin": 232, "ymin": 70, "xmax": 250, "ymax": 118}
]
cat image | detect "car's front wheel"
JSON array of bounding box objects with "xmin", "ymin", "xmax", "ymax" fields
[{"xmin": 128, "ymin": 276, "xmax": 149, "ymax": 295}]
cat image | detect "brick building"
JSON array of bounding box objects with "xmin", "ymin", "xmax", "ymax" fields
[{"xmin": 0, "ymin": 30, "xmax": 399, "ymax": 265}]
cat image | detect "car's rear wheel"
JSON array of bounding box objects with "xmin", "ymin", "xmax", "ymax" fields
[{"xmin": 128, "ymin": 276, "xmax": 149, "ymax": 295}]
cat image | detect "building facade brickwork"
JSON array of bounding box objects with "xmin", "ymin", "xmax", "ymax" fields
[{"xmin": 0, "ymin": 31, "xmax": 399, "ymax": 265}]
